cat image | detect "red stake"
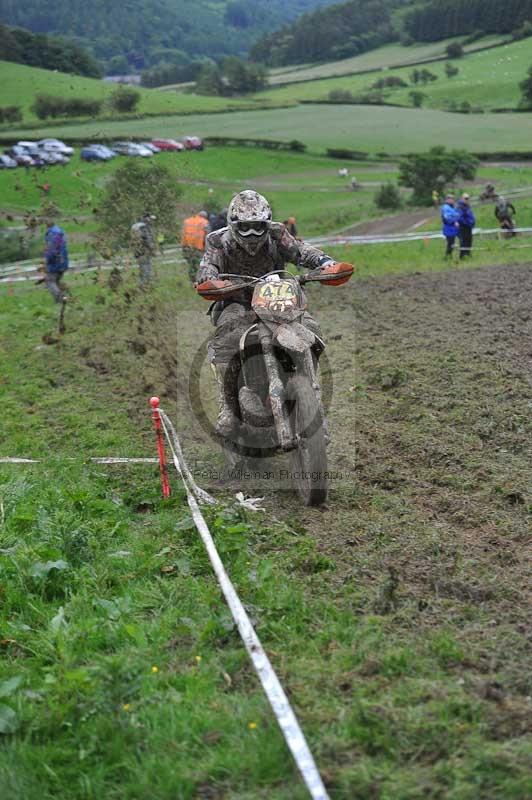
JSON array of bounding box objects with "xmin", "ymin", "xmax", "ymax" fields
[{"xmin": 150, "ymin": 396, "xmax": 171, "ymax": 498}]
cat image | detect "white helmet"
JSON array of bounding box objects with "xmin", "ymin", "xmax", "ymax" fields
[{"xmin": 228, "ymin": 190, "xmax": 272, "ymax": 255}]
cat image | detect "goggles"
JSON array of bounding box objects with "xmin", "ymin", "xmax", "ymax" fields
[{"xmin": 235, "ymin": 221, "xmax": 268, "ymax": 236}]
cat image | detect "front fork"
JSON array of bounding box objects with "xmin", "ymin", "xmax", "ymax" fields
[
  {"xmin": 303, "ymin": 345, "xmax": 329, "ymax": 443},
  {"xmin": 257, "ymin": 323, "xmax": 328, "ymax": 450},
  {"xmin": 258, "ymin": 323, "xmax": 295, "ymax": 451}
]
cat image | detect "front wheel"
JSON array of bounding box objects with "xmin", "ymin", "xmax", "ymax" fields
[{"xmin": 287, "ymin": 374, "xmax": 328, "ymax": 506}]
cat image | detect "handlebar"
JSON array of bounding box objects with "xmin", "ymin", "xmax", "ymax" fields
[
  {"xmin": 216, "ymin": 268, "xmax": 327, "ymax": 286},
  {"xmin": 196, "ymin": 264, "xmax": 353, "ymax": 300}
]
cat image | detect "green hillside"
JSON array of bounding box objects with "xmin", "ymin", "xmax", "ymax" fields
[
  {"xmin": 0, "ymin": 0, "xmax": 338, "ymax": 68},
  {"xmin": 267, "ymin": 35, "xmax": 506, "ymax": 85},
  {"xmin": 259, "ymin": 38, "xmax": 532, "ymax": 111},
  {"xmin": 0, "ymin": 22, "xmax": 101, "ymax": 78},
  {"xmin": 0, "ymin": 61, "xmax": 286, "ymax": 125}
]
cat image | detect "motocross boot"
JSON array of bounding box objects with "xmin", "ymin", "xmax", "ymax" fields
[{"xmin": 215, "ymin": 362, "xmax": 240, "ymax": 438}]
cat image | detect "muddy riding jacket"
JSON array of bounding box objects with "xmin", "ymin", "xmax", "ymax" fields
[
  {"xmin": 131, "ymin": 221, "xmax": 156, "ymax": 258},
  {"xmin": 196, "ymin": 223, "xmax": 333, "ymax": 302}
]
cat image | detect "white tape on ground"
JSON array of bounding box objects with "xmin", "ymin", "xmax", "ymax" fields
[{"xmin": 156, "ymin": 406, "xmax": 330, "ymax": 800}]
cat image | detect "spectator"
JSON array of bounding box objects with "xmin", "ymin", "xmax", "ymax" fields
[
  {"xmin": 440, "ymin": 194, "xmax": 460, "ymax": 258},
  {"xmin": 457, "ymin": 193, "xmax": 476, "ymax": 259},
  {"xmin": 210, "ymin": 208, "xmax": 228, "ymax": 233},
  {"xmin": 130, "ymin": 212, "xmax": 157, "ymax": 287},
  {"xmin": 181, "ymin": 210, "xmax": 209, "ymax": 282},
  {"xmin": 208, "ymin": 210, "xmax": 218, "ymax": 231},
  {"xmin": 283, "ymin": 216, "xmax": 298, "ymax": 237},
  {"xmin": 43, "ymin": 219, "xmax": 69, "ymax": 303},
  {"xmin": 432, "ymin": 189, "xmax": 440, "ymax": 208}
]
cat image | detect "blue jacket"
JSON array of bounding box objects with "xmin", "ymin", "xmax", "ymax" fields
[
  {"xmin": 441, "ymin": 203, "xmax": 460, "ymax": 237},
  {"xmin": 457, "ymin": 201, "xmax": 475, "ymax": 229},
  {"xmin": 44, "ymin": 225, "xmax": 69, "ymax": 272}
]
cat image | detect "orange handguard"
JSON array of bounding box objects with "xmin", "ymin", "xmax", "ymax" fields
[
  {"xmin": 320, "ymin": 262, "xmax": 354, "ymax": 286},
  {"xmin": 196, "ymin": 279, "xmax": 237, "ymax": 301}
]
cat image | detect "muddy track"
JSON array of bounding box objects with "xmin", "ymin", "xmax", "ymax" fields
[
  {"xmin": 78, "ymin": 260, "xmax": 532, "ymax": 715},
  {"xmin": 166, "ymin": 262, "xmax": 531, "ymax": 702}
]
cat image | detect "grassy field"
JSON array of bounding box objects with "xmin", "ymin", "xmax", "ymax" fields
[
  {"xmin": 1, "ymin": 238, "xmax": 531, "ymax": 798},
  {"xmin": 0, "ymin": 148, "xmax": 386, "ymax": 251},
  {"xmin": 2, "ymin": 149, "xmax": 532, "ymax": 261},
  {"xmin": 0, "ymin": 61, "xmax": 285, "ymax": 127},
  {"xmin": 259, "ymin": 38, "xmax": 532, "ymax": 111},
  {"xmin": 6, "ymin": 103, "xmax": 532, "ymax": 155},
  {"xmin": 268, "ymin": 35, "xmax": 506, "ymax": 85}
]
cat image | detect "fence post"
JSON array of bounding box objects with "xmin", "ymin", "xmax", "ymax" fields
[{"xmin": 150, "ymin": 396, "xmax": 171, "ymax": 499}]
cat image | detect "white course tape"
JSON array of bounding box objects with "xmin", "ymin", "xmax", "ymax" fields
[
  {"xmin": 156, "ymin": 406, "xmax": 330, "ymax": 800},
  {"xmin": 310, "ymin": 225, "xmax": 532, "ymax": 247},
  {"xmin": 0, "ymin": 457, "xmax": 159, "ymax": 464},
  {"xmin": 0, "ymin": 457, "xmax": 40, "ymax": 463},
  {"xmin": 0, "ymin": 254, "xmax": 186, "ymax": 283},
  {"xmin": 309, "ymin": 228, "xmax": 532, "ymax": 246}
]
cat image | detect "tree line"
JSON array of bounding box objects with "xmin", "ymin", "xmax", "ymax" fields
[
  {"xmin": 31, "ymin": 86, "xmax": 140, "ymax": 120},
  {"xmin": 0, "ymin": 23, "xmax": 102, "ymax": 77},
  {"xmin": 195, "ymin": 57, "xmax": 267, "ymax": 96},
  {"xmin": 0, "ymin": 0, "xmax": 339, "ymax": 74},
  {"xmin": 250, "ymin": 0, "xmax": 401, "ymax": 67},
  {"xmin": 403, "ymin": 0, "xmax": 532, "ymax": 41}
]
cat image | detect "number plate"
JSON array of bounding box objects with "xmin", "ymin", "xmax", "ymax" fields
[{"xmin": 252, "ymin": 280, "xmax": 298, "ymax": 313}]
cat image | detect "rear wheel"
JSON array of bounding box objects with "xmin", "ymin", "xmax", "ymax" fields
[{"xmin": 287, "ymin": 374, "xmax": 327, "ymax": 506}]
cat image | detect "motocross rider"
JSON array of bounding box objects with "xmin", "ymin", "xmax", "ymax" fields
[{"xmin": 195, "ymin": 190, "xmax": 344, "ymax": 438}]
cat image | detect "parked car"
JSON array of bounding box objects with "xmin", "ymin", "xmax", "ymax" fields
[
  {"xmin": 112, "ymin": 141, "xmax": 153, "ymax": 157},
  {"xmin": 80, "ymin": 145, "xmax": 116, "ymax": 162},
  {"xmin": 4, "ymin": 147, "xmax": 33, "ymax": 166},
  {"xmin": 44, "ymin": 152, "xmax": 69, "ymax": 165},
  {"xmin": 15, "ymin": 144, "xmax": 46, "ymax": 167},
  {"xmin": 151, "ymin": 138, "xmax": 185, "ymax": 152},
  {"xmin": 142, "ymin": 142, "xmax": 161, "ymax": 153},
  {"xmin": 18, "ymin": 143, "xmax": 45, "ymax": 159},
  {"xmin": 35, "ymin": 150, "xmax": 60, "ymax": 165},
  {"xmin": 0, "ymin": 154, "xmax": 17, "ymax": 169},
  {"xmin": 17, "ymin": 140, "xmax": 38, "ymax": 151},
  {"xmin": 37, "ymin": 138, "xmax": 74, "ymax": 156},
  {"xmin": 182, "ymin": 136, "xmax": 204, "ymax": 151}
]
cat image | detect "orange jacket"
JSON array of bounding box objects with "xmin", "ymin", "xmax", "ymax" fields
[{"xmin": 181, "ymin": 215, "xmax": 209, "ymax": 251}]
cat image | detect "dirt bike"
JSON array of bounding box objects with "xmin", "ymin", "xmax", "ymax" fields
[
  {"xmin": 197, "ymin": 263, "xmax": 353, "ymax": 506},
  {"xmin": 498, "ymin": 217, "xmax": 517, "ymax": 239}
]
